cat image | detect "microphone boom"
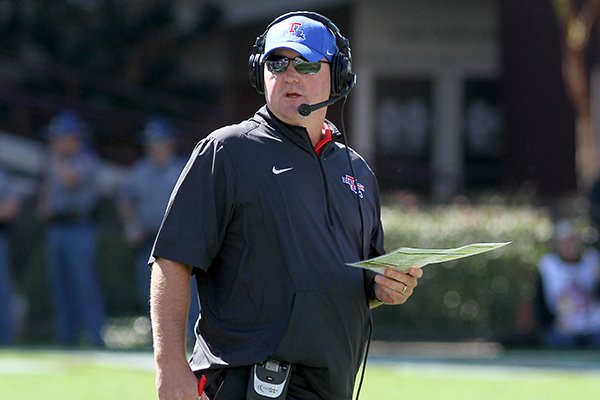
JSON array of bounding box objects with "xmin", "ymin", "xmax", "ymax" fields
[{"xmin": 297, "ymin": 95, "xmax": 344, "ymax": 116}]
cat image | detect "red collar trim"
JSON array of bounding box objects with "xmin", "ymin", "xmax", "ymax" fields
[{"xmin": 314, "ymin": 123, "xmax": 333, "ymax": 156}]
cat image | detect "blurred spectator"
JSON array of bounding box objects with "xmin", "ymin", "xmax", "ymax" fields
[
  {"xmin": 537, "ymin": 219, "xmax": 600, "ymax": 348},
  {"xmin": 117, "ymin": 117, "xmax": 197, "ymax": 333},
  {"xmin": 0, "ymin": 167, "xmax": 21, "ymax": 344},
  {"xmin": 589, "ymin": 176, "xmax": 600, "ymax": 248},
  {"xmin": 37, "ymin": 110, "xmax": 106, "ymax": 346}
]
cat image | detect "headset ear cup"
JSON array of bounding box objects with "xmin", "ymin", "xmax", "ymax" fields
[
  {"xmin": 257, "ymin": 62, "xmax": 264, "ymax": 94},
  {"xmin": 330, "ymin": 54, "xmax": 341, "ymax": 97},
  {"xmin": 255, "ymin": 56, "xmax": 264, "ymax": 95},
  {"xmin": 256, "ymin": 62, "xmax": 265, "ymax": 94},
  {"xmin": 330, "ymin": 53, "xmax": 354, "ymax": 97},
  {"xmin": 248, "ymin": 53, "xmax": 264, "ymax": 94}
]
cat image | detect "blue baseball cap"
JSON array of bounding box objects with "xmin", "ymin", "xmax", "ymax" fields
[
  {"xmin": 46, "ymin": 110, "xmax": 88, "ymax": 139},
  {"xmin": 261, "ymin": 15, "xmax": 338, "ymax": 63},
  {"xmin": 143, "ymin": 117, "xmax": 175, "ymax": 144}
]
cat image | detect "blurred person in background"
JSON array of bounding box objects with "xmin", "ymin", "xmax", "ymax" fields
[
  {"xmin": 537, "ymin": 219, "xmax": 600, "ymax": 348},
  {"xmin": 0, "ymin": 167, "xmax": 21, "ymax": 344},
  {"xmin": 588, "ymin": 176, "xmax": 600, "ymax": 249},
  {"xmin": 38, "ymin": 110, "xmax": 106, "ymax": 346},
  {"xmin": 118, "ymin": 117, "xmax": 198, "ymax": 335}
]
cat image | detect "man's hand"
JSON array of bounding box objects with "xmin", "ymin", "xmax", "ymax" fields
[
  {"xmin": 156, "ymin": 361, "xmax": 199, "ymax": 400},
  {"xmin": 373, "ymin": 267, "xmax": 423, "ymax": 305},
  {"xmin": 151, "ymin": 258, "xmax": 196, "ymax": 399}
]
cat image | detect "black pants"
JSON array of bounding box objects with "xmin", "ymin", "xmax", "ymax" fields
[{"xmin": 198, "ymin": 365, "xmax": 323, "ymax": 400}]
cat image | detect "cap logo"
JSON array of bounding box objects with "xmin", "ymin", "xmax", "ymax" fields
[
  {"xmin": 288, "ymin": 22, "xmax": 302, "ymax": 33},
  {"xmin": 286, "ymin": 21, "xmax": 305, "ymax": 42}
]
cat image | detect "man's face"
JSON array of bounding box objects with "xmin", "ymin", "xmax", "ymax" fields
[
  {"xmin": 263, "ymin": 48, "xmax": 331, "ymax": 126},
  {"xmin": 555, "ymin": 234, "xmax": 582, "ymax": 262},
  {"xmin": 50, "ymin": 134, "xmax": 81, "ymax": 156},
  {"xmin": 146, "ymin": 140, "xmax": 175, "ymax": 167}
]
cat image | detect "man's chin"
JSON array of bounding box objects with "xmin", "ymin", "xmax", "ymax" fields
[{"xmin": 272, "ymin": 106, "xmax": 304, "ymax": 125}]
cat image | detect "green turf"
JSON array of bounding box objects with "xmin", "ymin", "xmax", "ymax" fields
[
  {"xmin": 358, "ymin": 365, "xmax": 600, "ymax": 400},
  {"xmin": 2, "ymin": 349, "xmax": 600, "ymax": 400},
  {"xmin": 0, "ymin": 350, "xmax": 155, "ymax": 399}
]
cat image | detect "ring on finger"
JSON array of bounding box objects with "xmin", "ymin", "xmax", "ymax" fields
[{"xmin": 401, "ymin": 284, "xmax": 408, "ymax": 294}]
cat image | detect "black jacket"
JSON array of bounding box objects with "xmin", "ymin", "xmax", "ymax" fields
[{"xmin": 152, "ymin": 106, "xmax": 385, "ymax": 399}]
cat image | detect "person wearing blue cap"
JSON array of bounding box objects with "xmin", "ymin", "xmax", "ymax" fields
[
  {"xmin": 117, "ymin": 117, "xmax": 198, "ymax": 333},
  {"xmin": 150, "ymin": 12, "xmax": 423, "ymax": 400},
  {"xmin": 38, "ymin": 110, "xmax": 106, "ymax": 346},
  {"xmin": 118, "ymin": 117, "xmax": 184, "ymax": 310},
  {"xmin": 0, "ymin": 167, "xmax": 21, "ymax": 344}
]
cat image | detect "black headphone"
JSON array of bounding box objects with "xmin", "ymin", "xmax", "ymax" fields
[{"xmin": 248, "ymin": 11, "xmax": 356, "ymax": 98}]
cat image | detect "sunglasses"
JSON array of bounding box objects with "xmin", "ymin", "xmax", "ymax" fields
[{"xmin": 265, "ymin": 55, "xmax": 328, "ymax": 75}]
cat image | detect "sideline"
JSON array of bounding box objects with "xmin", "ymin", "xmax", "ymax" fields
[
  {"xmin": 0, "ymin": 348, "xmax": 155, "ymax": 375},
  {"xmin": 368, "ymin": 341, "xmax": 600, "ymax": 375},
  {"xmin": 2, "ymin": 342, "xmax": 600, "ymax": 376}
]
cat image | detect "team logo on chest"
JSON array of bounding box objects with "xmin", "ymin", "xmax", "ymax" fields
[{"xmin": 341, "ymin": 175, "xmax": 365, "ymax": 198}]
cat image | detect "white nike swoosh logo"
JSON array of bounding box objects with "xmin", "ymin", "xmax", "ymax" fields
[{"xmin": 272, "ymin": 166, "xmax": 294, "ymax": 175}]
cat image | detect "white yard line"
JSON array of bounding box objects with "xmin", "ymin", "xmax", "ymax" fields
[
  {"xmin": 0, "ymin": 349, "xmax": 155, "ymax": 375},
  {"xmin": 2, "ymin": 345, "xmax": 600, "ymax": 378}
]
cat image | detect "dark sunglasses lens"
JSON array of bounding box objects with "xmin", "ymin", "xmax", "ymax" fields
[
  {"xmin": 266, "ymin": 58, "xmax": 289, "ymax": 73},
  {"xmin": 266, "ymin": 56, "xmax": 322, "ymax": 75},
  {"xmin": 293, "ymin": 59, "xmax": 322, "ymax": 75}
]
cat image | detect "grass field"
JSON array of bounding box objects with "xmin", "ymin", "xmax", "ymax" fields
[
  {"xmin": 1, "ymin": 346, "xmax": 600, "ymax": 400},
  {"xmin": 0, "ymin": 349, "xmax": 155, "ymax": 399},
  {"xmin": 360, "ymin": 363, "xmax": 600, "ymax": 400}
]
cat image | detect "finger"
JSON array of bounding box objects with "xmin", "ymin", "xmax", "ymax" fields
[
  {"xmin": 382, "ymin": 268, "xmax": 422, "ymax": 284},
  {"xmin": 407, "ymin": 266, "xmax": 423, "ymax": 278},
  {"xmin": 381, "ymin": 269, "xmax": 418, "ymax": 291},
  {"xmin": 381, "ymin": 268, "xmax": 406, "ymax": 281},
  {"xmin": 376, "ymin": 284, "xmax": 410, "ymax": 305},
  {"xmin": 375, "ymin": 274, "xmax": 412, "ymax": 296}
]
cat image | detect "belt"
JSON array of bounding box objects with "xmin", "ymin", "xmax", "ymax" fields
[
  {"xmin": 196, "ymin": 364, "xmax": 319, "ymax": 400},
  {"xmin": 196, "ymin": 366, "xmax": 250, "ymax": 399}
]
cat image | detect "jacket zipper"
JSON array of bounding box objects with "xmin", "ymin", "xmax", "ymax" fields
[
  {"xmin": 317, "ymin": 154, "xmax": 334, "ymax": 227},
  {"xmin": 298, "ymin": 128, "xmax": 334, "ymax": 227}
]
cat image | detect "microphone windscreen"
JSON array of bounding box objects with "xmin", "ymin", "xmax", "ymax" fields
[{"xmin": 298, "ymin": 104, "xmax": 312, "ymax": 116}]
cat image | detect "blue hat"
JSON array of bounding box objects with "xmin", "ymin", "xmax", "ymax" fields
[
  {"xmin": 47, "ymin": 110, "xmax": 88, "ymax": 139},
  {"xmin": 261, "ymin": 15, "xmax": 338, "ymax": 63},
  {"xmin": 143, "ymin": 117, "xmax": 174, "ymax": 144}
]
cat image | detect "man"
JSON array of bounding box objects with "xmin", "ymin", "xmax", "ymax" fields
[
  {"xmin": 38, "ymin": 110, "xmax": 106, "ymax": 346},
  {"xmin": 118, "ymin": 117, "xmax": 198, "ymax": 335},
  {"xmin": 0, "ymin": 167, "xmax": 20, "ymax": 344},
  {"xmin": 537, "ymin": 219, "xmax": 600, "ymax": 348},
  {"xmin": 118, "ymin": 117, "xmax": 187, "ymax": 313},
  {"xmin": 150, "ymin": 12, "xmax": 422, "ymax": 400}
]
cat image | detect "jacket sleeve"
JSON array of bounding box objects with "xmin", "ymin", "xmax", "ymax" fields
[
  {"xmin": 150, "ymin": 137, "xmax": 236, "ymax": 271},
  {"xmin": 368, "ymin": 176, "xmax": 385, "ymax": 259}
]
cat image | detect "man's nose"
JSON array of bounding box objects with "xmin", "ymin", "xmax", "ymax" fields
[{"xmin": 283, "ymin": 64, "xmax": 302, "ymax": 82}]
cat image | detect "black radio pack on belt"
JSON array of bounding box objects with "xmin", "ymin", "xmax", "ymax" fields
[{"xmin": 246, "ymin": 359, "xmax": 292, "ymax": 399}]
